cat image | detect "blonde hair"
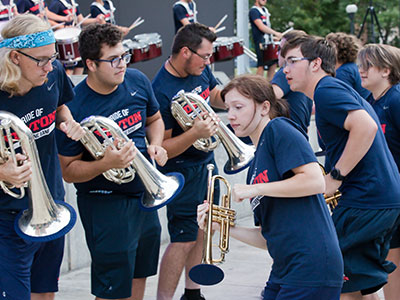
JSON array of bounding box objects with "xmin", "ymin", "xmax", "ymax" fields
[{"xmin": 0, "ymin": 15, "xmax": 51, "ymax": 96}]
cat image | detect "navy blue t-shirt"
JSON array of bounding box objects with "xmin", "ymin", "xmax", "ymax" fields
[
  {"xmin": 315, "ymin": 76, "xmax": 400, "ymax": 209},
  {"xmin": 16, "ymin": 0, "xmax": 41, "ymax": 15},
  {"xmin": 367, "ymin": 84, "xmax": 400, "ymax": 172},
  {"xmin": 0, "ymin": 0, "xmax": 13, "ymax": 21},
  {"xmin": 247, "ymin": 117, "xmax": 343, "ymax": 287},
  {"xmin": 90, "ymin": 0, "xmax": 114, "ymax": 24},
  {"xmin": 336, "ymin": 63, "xmax": 371, "ymax": 100},
  {"xmin": 56, "ymin": 68, "xmax": 160, "ymax": 196},
  {"xmin": 271, "ymin": 68, "xmax": 313, "ymax": 133},
  {"xmin": 0, "ymin": 60, "xmax": 74, "ymax": 213},
  {"xmin": 249, "ymin": 6, "xmax": 269, "ymax": 45},
  {"xmin": 152, "ymin": 64, "xmax": 217, "ymax": 169},
  {"xmin": 173, "ymin": 1, "xmax": 195, "ymax": 33},
  {"xmin": 49, "ymin": 0, "xmax": 81, "ymax": 26}
]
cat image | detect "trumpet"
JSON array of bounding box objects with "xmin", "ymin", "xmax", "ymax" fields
[
  {"xmin": 189, "ymin": 164, "xmax": 236, "ymax": 285},
  {"xmin": 79, "ymin": 115, "xmax": 184, "ymax": 210},
  {"xmin": 319, "ymin": 164, "xmax": 341, "ymax": 212},
  {"xmin": 0, "ymin": 111, "xmax": 76, "ymax": 241},
  {"xmin": 171, "ymin": 91, "xmax": 255, "ymax": 174}
]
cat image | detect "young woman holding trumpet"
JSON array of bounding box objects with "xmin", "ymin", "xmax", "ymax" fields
[{"xmin": 197, "ymin": 74, "xmax": 344, "ymax": 300}]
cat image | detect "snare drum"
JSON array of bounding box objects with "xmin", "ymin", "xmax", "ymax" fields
[
  {"xmin": 54, "ymin": 27, "xmax": 81, "ymax": 64},
  {"xmin": 213, "ymin": 37, "xmax": 244, "ymax": 62},
  {"xmin": 260, "ymin": 43, "xmax": 279, "ymax": 62},
  {"xmin": 122, "ymin": 39, "xmax": 148, "ymax": 63},
  {"xmin": 134, "ymin": 33, "xmax": 162, "ymax": 61}
]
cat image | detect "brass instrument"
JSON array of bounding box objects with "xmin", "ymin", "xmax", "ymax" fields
[
  {"xmin": 171, "ymin": 91, "xmax": 255, "ymax": 174},
  {"xmin": 319, "ymin": 164, "xmax": 341, "ymax": 211},
  {"xmin": 189, "ymin": 164, "xmax": 236, "ymax": 285},
  {"xmin": 79, "ymin": 115, "xmax": 184, "ymax": 210},
  {"xmin": 0, "ymin": 111, "xmax": 76, "ymax": 241}
]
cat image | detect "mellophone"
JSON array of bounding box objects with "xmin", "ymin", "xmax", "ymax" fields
[
  {"xmin": 122, "ymin": 32, "xmax": 162, "ymax": 64},
  {"xmin": 189, "ymin": 163, "xmax": 236, "ymax": 285}
]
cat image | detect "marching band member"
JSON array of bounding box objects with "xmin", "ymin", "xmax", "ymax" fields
[
  {"xmin": 90, "ymin": 0, "xmax": 129, "ymax": 36},
  {"xmin": 56, "ymin": 23, "xmax": 167, "ymax": 300},
  {"xmin": 281, "ymin": 34, "xmax": 400, "ymax": 300},
  {"xmin": 358, "ymin": 43, "xmax": 400, "ymax": 300},
  {"xmin": 249, "ymin": 0, "xmax": 282, "ymax": 80},
  {"xmin": 198, "ymin": 74, "xmax": 344, "ymax": 300},
  {"xmin": 0, "ymin": 14, "xmax": 83, "ymax": 300},
  {"xmin": 152, "ymin": 22, "xmax": 224, "ymax": 300},
  {"xmin": 173, "ymin": 0, "xmax": 197, "ymax": 33},
  {"xmin": 0, "ymin": 0, "xmax": 18, "ymax": 37}
]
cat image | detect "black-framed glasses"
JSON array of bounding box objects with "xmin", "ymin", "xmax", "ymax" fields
[
  {"xmin": 16, "ymin": 50, "xmax": 58, "ymax": 67},
  {"xmin": 187, "ymin": 47, "xmax": 213, "ymax": 61},
  {"xmin": 95, "ymin": 52, "xmax": 132, "ymax": 68},
  {"xmin": 283, "ymin": 57, "xmax": 311, "ymax": 68}
]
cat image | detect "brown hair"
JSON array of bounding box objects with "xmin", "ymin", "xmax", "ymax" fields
[
  {"xmin": 221, "ymin": 74, "xmax": 290, "ymax": 119},
  {"xmin": 326, "ymin": 32, "xmax": 361, "ymax": 64}
]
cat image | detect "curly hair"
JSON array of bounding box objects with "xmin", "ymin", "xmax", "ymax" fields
[
  {"xmin": 79, "ymin": 23, "xmax": 123, "ymax": 67},
  {"xmin": 326, "ymin": 32, "xmax": 361, "ymax": 64}
]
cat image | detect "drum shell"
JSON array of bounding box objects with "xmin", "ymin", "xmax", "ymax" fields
[
  {"xmin": 134, "ymin": 33, "xmax": 162, "ymax": 61},
  {"xmin": 261, "ymin": 43, "xmax": 279, "ymax": 62},
  {"xmin": 54, "ymin": 27, "xmax": 81, "ymax": 64},
  {"xmin": 123, "ymin": 39, "xmax": 148, "ymax": 63},
  {"xmin": 213, "ymin": 37, "xmax": 243, "ymax": 62}
]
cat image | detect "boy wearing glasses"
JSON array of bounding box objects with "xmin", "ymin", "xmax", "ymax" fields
[
  {"xmin": 152, "ymin": 22, "xmax": 225, "ymax": 300},
  {"xmin": 281, "ymin": 35, "xmax": 400, "ymax": 300},
  {"xmin": 56, "ymin": 23, "xmax": 167, "ymax": 300},
  {"xmin": 0, "ymin": 14, "xmax": 83, "ymax": 300}
]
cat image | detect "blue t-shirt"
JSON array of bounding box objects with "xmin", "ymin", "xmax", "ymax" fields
[
  {"xmin": 173, "ymin": 1, "xmax": 195, "ymax": 33},
  {"xmin": 90, "ymin": 0, "xmax": 114, "ymax": 24},
  {"xmin": 56, "ymin": 68, "xmax": 160, "ymax": 196},
  {"xmin": 0, "ymin": 0, "xmax": 13, "ymax": 21},
  {"xmin": 49, "ymin": 0, "xmax": 81, "ymax": 26},
  {"xmin": 152, "ymin": 65, "xmax": 217, "ymax": 170},
  {"xmin": 271, "ymin": 68, "xmax": 313, "ymax": 133},
  {"xmin": 247, "ymin": 117, "xmax": 343, "ymax": 287},
  {"xmin": 336, "ymin": 63, "xmax": 371, "ymax": 100},
  {"xmin": 315, "ymin": 76, "xmax": 400, "ymax": 209},
  {"xmin": 0, "ymin": 60, "xmax": 74, "ymax": 214},
  {"xmin": 16, "ymin": 0, "xmax": 41, "ymax": 15},
  {"xmin": 367, "ymin": 84, "xmax": 400, "ymax": 172},
  {"xmin": 249, "ymin": 6, "xmax": 269, "ymax": 45}
]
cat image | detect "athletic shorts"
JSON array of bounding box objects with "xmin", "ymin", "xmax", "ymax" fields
[
  {"xmin": 390, "ymin": 223, "xmax": 400, "ymax": 249},
  {"xmin": 263, "ymin": 281, "xmax": 341, "ymax": 300},
  {"xmin": 0, "ymin": 213, "xmax": 64, "ymax": 300},
  {"xmin": 332, "ymin": 206, "xmax": 400, "ymax": 294},
  {"xmin": 77, "ymin": 193, "xmax": 161, "ymax": 299},
  {"xmin": 165, "ymin": 160, "xmax": 220, "ymax": 243}
]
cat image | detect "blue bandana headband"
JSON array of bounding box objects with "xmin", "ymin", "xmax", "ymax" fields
[{"xmin": 0, "ymin": 29, "xmax": 55, "ymax": 49}]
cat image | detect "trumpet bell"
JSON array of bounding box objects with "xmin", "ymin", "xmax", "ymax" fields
[
  {"xmin": 139, "ymin": 172, "xmax": 184, "ymax": 210},
  {"xmin": 189, "ymin": 263, "xmax": 224, "ymax": 286},
  {"xmin": 14, "ymin": 200, "xmax": 76, "ymax": 242}
]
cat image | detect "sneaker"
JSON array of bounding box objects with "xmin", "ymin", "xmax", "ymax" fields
[{"xmin": 180, "ymin": 294, "xmax": 206, "ymax": 300}]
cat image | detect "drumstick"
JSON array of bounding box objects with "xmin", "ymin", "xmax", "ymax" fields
[
  {"xmin": 215, "ymin": 26, "xmax": 226, "ymax": 34},
  {"xmin": 129, "ymin": 19, "xmax": 144, "ymax": 31},
  {"xmin": 131, "ymin": 16, "xmax": 142, "ymax": 27},
  {"xmin": 281, "ymin": 27, "xmax": 293, "ymax": 37},
  {"xmin": 51, "ymin": 22, "xmax": 65, "ymax": 30},
  {"xmin": 76, "ymin": 13, "xmax": 91, "ymax": 28},
  {"xmin": 214, "ymin": 14, "xmax": 227, "ymax": 30}
]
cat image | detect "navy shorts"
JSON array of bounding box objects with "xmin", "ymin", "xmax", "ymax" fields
[
  {"xmin": 390, "ymin": 223, "xmax": 400, "ymax": 249},
  {"xmin": 263, "ymin": 281, "xmax": 341, "ymax": 300},
  {"xmin": 77, "ymin": 193, "xmax": 161, "ymax": 299},
  {"xmin": 332, "ymin": 206, "xmax": 400, "ymax": 294},
  {"xmin": 0, "ymin": 214, "xmax": 64, "ymax": 300},
  {"xmin": 165, "ymin": 160, "xmax": 220, "ymax": 243}
]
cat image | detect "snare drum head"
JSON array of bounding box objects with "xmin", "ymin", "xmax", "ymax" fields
[
  {"xmin": 134, "ymin": 33, "xmax": 161, "ymax": 42},
  {"xmin": 54, "ymin": 27, "xmax": 81, "ymax": 42}
]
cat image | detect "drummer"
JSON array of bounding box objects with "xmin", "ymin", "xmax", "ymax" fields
[
  {"xmin": 249, "ymin": 0, "xmax": 282, "ymax": 80},
  {"xmin": 90, "ymin": 0, "xmax": 129, "ymax": 36},
  {"xmin": 173, "ymin": 0, "xmax": 215, "ymax": 34},
  {"xmin": 0, "ymin": 0, "xmax": 18, "ymax": 38},
  {"xmin": 48, "ymin": 0, "xmax": 105, "ymax": 75}
]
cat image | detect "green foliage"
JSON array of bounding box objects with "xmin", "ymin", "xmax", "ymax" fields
[{"xmin": 248, "ymin": 0, "xmax": 399, "ymax": 46}]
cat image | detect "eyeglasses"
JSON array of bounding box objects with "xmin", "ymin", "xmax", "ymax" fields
[
  {"xmin": 16, "ymin": 50, "xmax": 58, "ymax": 67},
  {"xmin": 283, "ymin": 57, "xmax": 311, "ymax": 68},
  {"xmin": 187, "ymin": 47, "xmax": 213, "ymax": 61},
  {"xmin": 95, "ymin": 52, "xmax": 132, "ymax": 68}
]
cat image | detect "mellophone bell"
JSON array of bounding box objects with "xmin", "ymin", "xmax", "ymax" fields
[{"xmin": 189, "ymin": 163, "xmax": 236, "ymax": 285}]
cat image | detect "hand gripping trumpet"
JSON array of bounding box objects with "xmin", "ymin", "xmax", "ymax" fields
[
  {"xmin": 171, "ymin": 91, "xmax": 255, "ymax": 174},
  {"xmin": 0, "ymin": 111, "xmax": 76, "ymax": 242},
  {"xmin": 79, "ymin": 115, "xmax": 184, "ymax": 210},
  {"xmin": 189, "ymin": 164, "xmax": 236, "ymax": 285},
  {"xmin": 319, "ymin": 164, "xmax": 341, "ymax": 212}
]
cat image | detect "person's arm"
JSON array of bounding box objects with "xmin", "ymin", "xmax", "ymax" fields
[
  {"xmin": 232, "ymin": 162, "xmax": 325, "ymax": 202},
  {"xmin": 46, "ymin": 8, "xmax": 72, "ymax": 23},
  {"xmin": 161, "ymin": 112, "xmax": 218, "ymax": 159},
  {"xmin": 272, "ymin": 84, "xmax": 284, "ymax": 99},
  {"xmin": 145, "ymin": 111, "xmax": 167, "ymax": 167},
  {"xmin": 325, "ymin": 109, "xmax": 377, "ymax": 195},
  {"xmin": 197, "ymin": 202, "xmax": 267, "ymax": 250},
  {"xmin": 209, "ymin": 87, "xmax": 225, "ymax": 110},
  {"xmin": 253, "ymin": 18, "xmax": 282, "ymax": 39},
  {"xmin": 56, "ymin": 104, "xmax": 85, "ymax": 141},
  {"xmin": 78, "ymin": 13, "xmax": 105, "ymax": 26}
]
